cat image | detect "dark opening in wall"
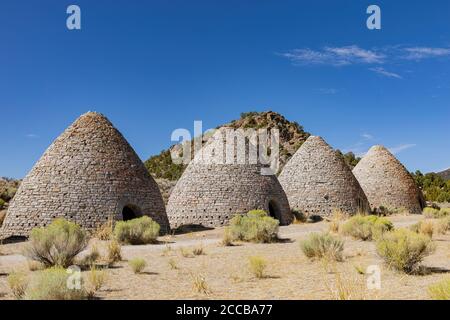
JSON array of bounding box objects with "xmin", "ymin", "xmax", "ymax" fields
[
  {"xmin": 268, "ymin": 200, "xmax": 281, "ymax": 220},
  {"xmin": 122, "ymin": 205, "xmax": 141, "ymax": 221}
]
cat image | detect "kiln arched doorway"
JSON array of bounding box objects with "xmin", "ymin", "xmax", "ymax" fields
[
  {"xmin": 122, "ymin": 204, "xmax": 142, "ymax": 221},
  {"xmin": 268, "ymin": 200, "xmax": 281, "ymax": 220}
]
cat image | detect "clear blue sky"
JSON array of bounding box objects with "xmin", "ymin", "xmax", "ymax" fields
[{"xmin": 1, "ymin": 0, "xmax": 449, "ymax": 178}]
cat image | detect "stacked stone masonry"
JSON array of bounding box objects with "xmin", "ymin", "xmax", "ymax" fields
[
  {"xmin": 353, "ymin": 145, "xmax": 425, "ymax": 214},
  {"xmin": 167, "ymin": 128, "xmax": 293, "ymax": 228},
  {"xmin": 278, "ymin": 136, "xmax": 370, "ymax": 218},
  {"xmin": 1, "ymin": 112, "xmax": 169, "ymax": 238}
]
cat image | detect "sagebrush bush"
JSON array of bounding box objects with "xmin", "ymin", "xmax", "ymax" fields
[
  {"xmin": 114, "ymin": 216, "xmax": 160, "ymax": 245},
  {"xmin": 25, "ymin": 218, "xmax": 88, "ymax": 268},
  {"xmin": 0, "ymin": 198, "xmax": 5, "ymax": 209},
  {"xmin": 423, "ymin": 207, "xmax": 447, "ymax": 219},
  {"xmin": 25, "ymin": 267, "xmax": 88, "ymax": 300},
  {"xmin": 229, "ymin": 210, "xmax": 279, "ymax": 243},
  {"xmin": 300, "ymin": 233, "xmax": 345, "ymax": 261},
  {"xmin": 7, "ymin": 271, "xmax": 28, "ymax": 299},
  {"xmin": 428, "ymin": 277, "xmax": 450, "ymax": 300},
  {"xmin": 129, "ymin": 258, "xmax": 147, "ymax": 274},
  {"xmin": 191, "ymin": 273, "xmax": 210, "ymax": 294},
  {"xmin": 435, "ymin": 217, "xmax": 450, "ymax": 235},
  {"xmin": 341, "ymin": 215, "xmax": 393, "ymax": 241},
  {"xmin": 376, "ymin": 229, "xmax": 435, "ymax": 273},
  {"xmin": 248, "ymin": 256, "xmax": 267, "ymax": 279}
]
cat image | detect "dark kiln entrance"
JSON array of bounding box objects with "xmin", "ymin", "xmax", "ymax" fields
[
  {"xmin": 122, "ymin": 205, "xmax": 141, "ymax": 221},
  {"xmin": 268, "ymin": 200, "xmax": 281, "ymax": 220}
]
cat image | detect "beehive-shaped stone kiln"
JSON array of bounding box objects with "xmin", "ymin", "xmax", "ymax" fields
[
  {"xmin": 1, "ymin": 112, "xmax": 169, "ymax": 238},
  {"xmin": 278, "ymin": 136, "xmax": 370, "ymax": 218},
  {"xmin": 167, "ymin": 128, "xmax": 293, "ymax": 228},
  {"xmin": 353, "ymin": 145, "xmax": 425, "ymax": 214}
]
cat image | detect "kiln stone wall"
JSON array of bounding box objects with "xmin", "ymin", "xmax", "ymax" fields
[
  {"xmin": 1, "ymin": 112, "xmax": 169, "ymax": 238},
  {"xmin": 278, "ymin": 136, "xmax": 370, "ymax": 218},
  {"xmin": 167, "ymin": 128, "xmax": 293, "ymax": 228},
  {"xmin": 353, "ymin": 145, "xmax": 425, "ymax": 214}
]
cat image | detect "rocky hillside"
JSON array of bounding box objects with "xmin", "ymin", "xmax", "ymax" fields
[
  {"xmin": 438, "ymin": 168, "xmax": 450, "ymax": 181},
  {"xmin": 0, "ymin": 178, "xmax": 20, "ymax": 225}
]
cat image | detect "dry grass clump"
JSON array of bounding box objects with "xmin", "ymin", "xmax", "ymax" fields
[
  {"xmin": 410, "ymin": 220, "xmax": 434, "ymax": 238},
  {"xmin": 248, "ymin": 256, "xmax": 267, "ymax": 279},
  {"xmin": 300, "ymin": 232, "xmax": 345, "ymax": 262},
  {"xmin": 221, "ymin": 227, "xmax": 234, "ymax": 246},
  {"xmin": 129, "ymin": 258, "xmax": 147, "ymax": 274},
  {"xmin": 114, "ymin": 216, "xmax": 160, "ymax": 245},
  {"xmin": 434, "ymin": 217, "xmax": 450, "ymax": 235},
  {"xmin": 428, "ymin": 277, "xmax": 450, "ymax": 300},
  {"xmin": 85, "ymin": 266, "xmax": 108, "ymax": 298},
  {"xmin": 25, "ymin": 267, "xmax": 88, "ymax": 300},
  {"xmin": 376, "ymin": 228, "xmax": 435, "ymax": 274},
  {"xmin": 423, "ymin": 207, "xmax": 449, "ymax": 219},
  {"xmin": 168, "ymin": 258, "xmax": 179, "ymax": 270},
  {"xmin": 328, "ymin": 209, "xmax": 347, "ymax": 233},
  {"xmin": 80, "ymin": 244, "xmax": 101, "ymax": 267},
  {"xmin": 228, "ymin": 210, "xmax": 279, "ymax": 243},
  {"xmin": 25, "ymin": 218, "xmax": 88, "ymax": 268},
  {"xmin": 94, "ymin": 217, "xmax": 114, "ymax": 241},
  {"xmin": 27, "ymin": 260, "xmax": 45, "ymax": 272},
  {"xmin": 7, "ymin": 271, "xmax": 29, "ymax": 299},
  {"xmin": 341, "ymin": 215, "xmax": 393, "ymax": 241},
  {"xmin": 106, "ymin": 240, "xmax": 122, "ymax": 266},
  {"xmin": 192, "ymin": 245, "xmax": 205, "ymax": 256},
  {"xmin": 191, "ymin": 273, "xmax": 210, "ymax": 294}
]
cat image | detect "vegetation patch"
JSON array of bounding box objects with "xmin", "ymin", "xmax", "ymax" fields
[
  {"xmin": 300, "ymin": 233, "xmax": 345, "ymax": 262},
  {"xmin": 228, "ymin": 210, "xmax": 280, "ymax": 243},
  {"xmin": 25, "ymin": 218, "xmax": 88, "ymax": 268},
  {"xmin": 376, "ymin": 228, "xmax": 435, "ymax": 274},
  {"xmin": 114, "ymin": 216, "xmax": 160, "ymax": 245},
  {"xmin": 341, "ymin": 215, "xmax": 393, "ymax": 241}
]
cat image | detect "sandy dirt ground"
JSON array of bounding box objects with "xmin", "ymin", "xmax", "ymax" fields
[{"xmin": 0, "ymin": 214, "xmax": 449, "ymax": 300}]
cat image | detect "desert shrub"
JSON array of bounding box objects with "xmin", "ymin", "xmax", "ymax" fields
[
  {"xmin": 94, "ymin": 217, "xmax": 114, "ymax": 241},
  {"xmin": 435, "ymin": 217, "xmax": 450, "ymax": 235},
  {"xmin": 129, "ymin": 258, "xmax": 147, "ymax": 274},
  {"xmin": 0, "ymin": 198, "xmax": 5, "ymax": 209},
  {"xmin": 248, "ymin": 256, "xmax": 267, "ymax": 279},
  {"xmin": 114, "ymin": 216, "xmax": 160, "ymax": 245},
  {"xmin": 180, "ymin": 247, "xmax": 193, "ymax": 258},
  {"xmin": 376, "ymin": 229, "xmax": 435, "ymax": 274},
  {"xmin": 440, "ymin": 208, "xmax": 450, "ymax": 216},
  {"xmin": 423, "ymin": 207, "xmax": 439, "ymax": 218},
  {"xmin": 85, "ymin": 266, "xmax": 107, "ymax": 298},
  {"xmin": 410, "ymin": 220, "xmax": 434, "ymax": 238},
  {"xmin": 25, "ymin": 267, "xmax": 87, "ymax": 300},
  {"xmin": 428, "ymin": 278, "xmax": 450, "ymax": 300},
  {"xmin": 300, "ymin": 233, "xmax": 344, "ymax": 262},
  {"xmin": 106, "ymin": 240, "xmax": 122, "ymax": 266},
  {"xmin": 7, "ymin": 271, "xmax": 28, "ymax": 299},
  {"xmin": 25, "ymin": 218, "xmax": 88, "ymax": 268},
  {"xmin": 229, "ymin": 210, "xmax": 279, "ymax": 243},
  {"xmin": 341, "ymin": 215, "xmax": 393, "ymax": 241}
]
